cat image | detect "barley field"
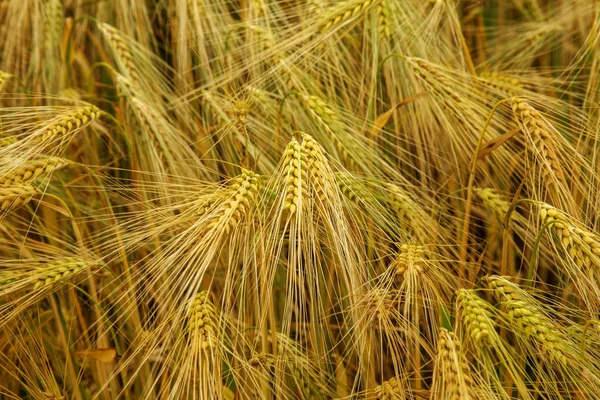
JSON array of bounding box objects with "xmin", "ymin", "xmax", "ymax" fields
[{"xmin": 2, "ymin": 0, "xmax": 600, "ymax": 399}]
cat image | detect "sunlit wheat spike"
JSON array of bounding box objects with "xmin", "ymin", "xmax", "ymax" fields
[
  {"xmin": 207, "ymin": 169, "xmax": 261, "ymax": 234},
  {"xmin": 99, "ymin": 23, "xmax": 142, "ymax": 83},
  {"xmin": 382, "ymin": 182, "xmax": 436, "ymax": 241},
  {"xmin": 376, "ymin": 1, "xmax": 391, "ymax": 39},
  {"xmin": 391, "ymin": 244, "xmax": 427, "ymax": 275},
  {"xmin": 475, "ymin": 188, "xmax": 512, "ymax": 223},
  {"xmin": 0, "ymin": 137, "xmax": 18, "ymax": 147},
  {"xmin": 374, "ymin": 376, "xmax": 406, "ymax": 399},
  {"xmin": 335, "ymin": 172, "xmax": 370, "ymax": 205},
  {"xmin": 186, "ymin": 291, "xmax": 218, "ymax": 350},
  {"xmin": 31, "ymin": 104, "xmax": 100, "ymax": 143},
  {"xmin": 0, "ymin": 157, "xmax": 69, "ymax": 187},
  {"xmin": 456, "ymin": 289, "xmax": 495, "ymax": 344},
  {"xmin": 319, "ymin": 0, "xmax": 379, "ymax": 34},
  {"xmin": 405, "ymin": 57, "xmax": 463, "ymax": 104},
  {"xmin": 300, "ymin": 133, "xmax": 330, "ymax": 203},
  {"xmin": 479, "ymin": 72, "xmax": 524, "ymax": 95},
  {"xmin": 0, "ymin": 70, "xmax": 14, "ymax": 92},
  {"xmin": 282, "ymin": 138, "xmax": 304, "ymax": 214},
  {"xmin": 32, "ymin": 258, "xmax": 94, "ymax": 291},
  {"xmin": 510, "ymin": 97, "xmax": 568, "ymax": 193},
  {"xmin": 44, "ymin": 0, "xmax": 63, "ymax": 55},
  {"xmin": 539, "ymin": 203, "xmax": 600, "ymax": 271},
  {"xmin": 487, "ymin": 276, "xmax": 570, "ymax": 366},
  {"xmin": 0, "ymin": 185, "xmax": 36, "ymax": 211},
  {"xmin": 433, "ymin": 328, "xmax": 474, "ymax": 400},
  {"xmin": 301, "ymin": 95, "xmax": 355, "ymax": 167}
]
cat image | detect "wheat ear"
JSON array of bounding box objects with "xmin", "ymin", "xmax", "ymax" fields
[
  {"xmin": 487, "ymin": 276, "xmax": 570, "ymax": 366},
  {"xmin": 510, "ymin": 97, "xmax": 568, "ymax": 193},
  {"xmin": 0, "ymin": 157, "xmax": 69, "ymax": 186},
  {"xmin": 0, "ymin": 185, "xmax": 36, "ymax": 211},
  {"xmin": 33, "ymin": 104, "xmax": 100, "ymax": 143},
  {"xmin": 433, "ymin": 328, "xmax": 474, "ymax": 400}
]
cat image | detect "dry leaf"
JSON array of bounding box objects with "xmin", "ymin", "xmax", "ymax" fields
[
  {"xmin": 369, "ymin": 93, "xmax": 424, "ymax": 138},
  {"xmin": 477, "ymin": 128, "xmax": 520, "ymax": 161},
  {"xmin": 74, "ymin": 348, "xmax": 117, "ymax": 363}
]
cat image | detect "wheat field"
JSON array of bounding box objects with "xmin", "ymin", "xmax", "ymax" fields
[{"xmin": 2, "ymin": 0, "xmax": 600, "ymax": 399}]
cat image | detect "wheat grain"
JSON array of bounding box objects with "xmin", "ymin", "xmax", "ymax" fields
[
  {"xmin": 0, "ymin": 137, "xmax": 17, "ymax": 147},
  {"xmin": 187, "ymin": 291, "xmax": 217, "ymax": 350},
  {"xmin": 0, "ymin": 70, "xmax": 14, "ymax": 92},
  {"xmin": 480, "ymin": 72, "xmax": 523, "ymax": 95},
  {"xmin": 406, "ymin": 57, "xmax": 462, "ymax": 104},
  {"xmin": 32, "ymin": 258, "xmax": 93, "ymax": 291},
  {"xmin": 376, "ymin": 1, "xmax": 391, "ymax": 39},
  {"xmin": 282, "ymin": 138, "xmax": 304, "ymax": 214},
  {"xmin": 456, "ymin": 289, "xmax": 495, "ymax": 344},
  {"xmin": 434, "ymin": 328, "xmax": 474, "ymax": 400},
  {"xmin": 475, "ymin": 188, "xmax": 512, "ymax": 223},
  {"xmin": 44, "ymin": 0, "xmax": 63, "ymax": 56},
  {"xmin": 487, "ymin": 276, "xmax": 569, "ymax": 365},
  {"xmin": 0, "ymin": 157, "xmax": 69, "ymax": 186},
  {"xmin": 302, "ymin": 95, "xmax": 354, "ymax": 167},
  {"xmin": 320, "ymin": 0, "xmax": 378, "ymax": 33},
  {"xmin": 207, "ymin": 169, "xmax": 260, "ymax": 233},
  {"xmin": 374, "ymin": 376, "xmax": 405, "ymax": 399},
  {"xmin": 539, "ymin": 203, "xmax": 600, "ymax": 271},
  {"xmin": 32, "ymin": 104, "xmax": 100, "ymax": 143},
  {"xmin": 99, "ymin": 23, "xmax": 141, "ymax": 83},
  {"xmin": 0, "ymin": 185, "xmax": 35, "ymax": 211},
  {"xmin": 510, "ymin": 97, "xmax": 567, "ymax": 191},
  {"xmin": 300, "ymin": 134, "xmax": 329, "ymax": 203},
  {"xmin": 391, "ymin": 244, "xmax": 427, "ymax": 275}
]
